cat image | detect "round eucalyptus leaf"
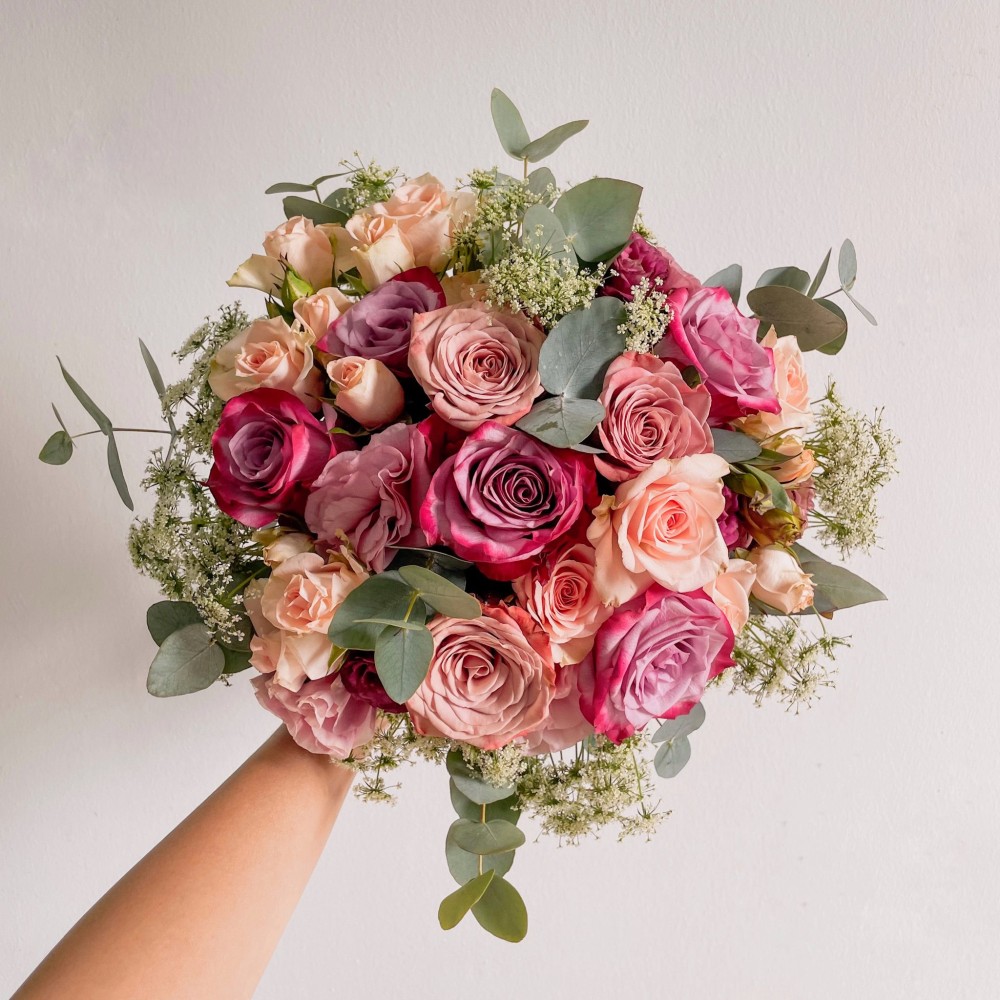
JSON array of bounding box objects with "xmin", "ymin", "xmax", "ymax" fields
[
  {"xmin": 838, "ymin": 238, "xmax": 858, "ymax": 290},
  {"xmin": 703, "ymin": 263, "xmax": 743, "ymax": 305},
  {"xmin": 438, "ymin": 870, "xmax": 495, "ymax": 930},
  {"xmin": 553, "ymin": 177, "xmax": 643, "ymax": 264},
  {"xmin": 397, "ymin": 565, "xmax": 481, "ymax": 619},
  {"xmin": 652, "ymin": 701, "xmax": 707, "ymax": 743},
  {"xmin": 446, "ymin": 821, "xmax": 515, "ymax": 885},
  {"xmin": 450, "ymin": 819, "xmax": 525, "ymax": 856},
  {"xmin": 329, "ymin": 575, "xmax": 416, "ymax": 650},
  {"xmin": 471, "ymin": 875, "xmax": 528, "ymax": 943},
  {"xmin": 516, "ymin": 396, "xmax": 605, "ymax": 449},
  {"xmin": 449, "ymin": 779, "xmax": 521, "ymax": 824},
  {"xmin": 654, "ymin": 735, "xmax": 693, "ymax": 779},
  {"xmin": 146, "ymin": 600, "xmax": 203, "ymax": 645},
  {"xmin": 446, "ymin": 750, "xmax": 516, "ymax": 804},
  {"xmin": 490, "ymin": 88, "xmax": 530, "ymax": 158},
  {"xmin": 710, "ymin": 428, "xmax": 761, "ymax": 464},
  {"xmin": 538, "ymin": 297, "xmax": 626, "ymax": 398},
  {"xmin": 39, "ymin": 430, "xmax": 73, "ymax": 465},
  {"xmin": 146, "ymin": 623, "xmax": 224, "ymax": 697},
  {"xmin": 374, "ymin": 623, "xmax": 434, "ymax": 704},
  {"xmin": 746, "ymin": 285, "xmax": 848, "ymax": 352},
  {"xmin": 520, "ymin": 119, "xmax": 588, "ymax": 162}
]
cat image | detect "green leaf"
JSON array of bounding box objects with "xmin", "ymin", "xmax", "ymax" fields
[
  {"xmin": 438, "ymin": 870, "xmax": 495, "ymax": 930},
  {"xmin": 387, "ymin": 547, "xmax": 472, "ymax": 571},
  {"xmin": 520, "ymin": 119, "xmax": 588, "ymax": 162},
  {"xmin": 526, "ymin": 167, "xmax": 556, "ymax": 202},
  {"xmin": 106, "ymin": 432, "xmax": 134, "ymax": 510},
  {"xmin": 221, "ymin": 645, "xmax": 253, "ymax": 674},
  {"xmin": 51, "ymin": 403, "xmax": 69, "ymax": 434},
  {"xmin": 281, "ymin": 196, "xmax": 346, "ymax": 225},
  {"xmin": 743, "ymin": 465, "xmax": 793, "ymax": 512},
  {"xmin": 328, "ymin": 575, "xmax": 416, "ymax": 650},
  {"xmin": 815, "ymin": 300, "xmax": 849, "ymax": 355},
  {"xmin": 539, "ymin": 297, "xmax": 626, "ymax": 398},
  {"xmin": 39, "ymin": 430, "xmax": 73, "ymax": 465},
  {"xmin": 264, "ymin": 181, "xmax": 316, "ymax": 194},
  {"xmin": 791, "ymin": 544, "xmax": 887, "ymax": 613},
  {"xmin": 321, "ymin": 187, "xmax": 353, "ymax": 218},
  {"xmin": 490, "ymin": 88, "xmax": 530, "ymax": 158},
  {"xmin": 449, "ymin": 779, "xmax": 520, "ymax": 824},
  {"xmin": 746, "ymin": 285, "xmax": 848, "ymax": 351},
  {"xmin": 806, "ymin": 248, "xmax": 832, "ymax": 297},
  {"xmin": 553, "ymin": 177, "xmax": 643, "ymax": 263},
  {"xmin": 651, "ymin": 701, "xmax": 706, "ymax": 743},
  {"xmin": 520, "ymin": 204, "xmax": 574, "ymax": 261},
  {"xmin": 711, "ymin": 428, "xmax": 761, "ymax": 463},
  {"xmin": 355, "ymin": 617, "xmax": 427, "ymax": 630},
  {"xmin": 704, "ymin": 263, "xmax": 742, "ymax": 305},
  {"xmin": 146, "ymin": 600, "xmax": 203, "ymax": 645},
  {"xmin": 516, "ymin": 396, "xmax": 605, "ymax": 449},
  {"xmin": 446, "ymin": 821, "xmax": 515, "ymax": 884},
  {"xmin": 451, "ymin": 819, "xmax": 525, "ymax": 856},
  {"xmin": 756, "ymin": 266, "xmax": 811, "ymax": 293},
  {"xmin": 137, "ymin": 339, "xmax": 167, "ymax": 398},
  {"xmin": 374, "ymin": 623, "xmax": 434, "ymax": 703},
  {"xmin": 838, "ymin": 239, "xmax": 857, "ymax": 291},
  {"xmin": 146, "ymin": 623, "xmax": 224, "ymax": 697},
  {"xmin": 842, "ymin": 286, "xmax": 877, "ymax": 326},
  {"xmin": 397, "ymin": 565, "xmax": 481, "ymax": 619},
  {"xmin": 654, "ymin": 735, "xmax": 693, "ymax": 778},
  {"xmin": 311, "ymin": 171, "xmax": 351, "ymax": 186},
  {"xmin": 471, "ymin": 876, "xmax": 528, "ymax": 943},
  {"xmin": 446, "ymin": 750, "xmax": 516, "ymax": 804},
  {"xmin": 57, "ymin": 358, "xmax": 111, "ymax": 434}
]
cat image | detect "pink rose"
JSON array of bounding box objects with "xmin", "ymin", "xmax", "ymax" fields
[
  {"xmin": 331, "ymin": 213, "xmax": 415, "ymax": 290},
  {"xmin": 518, "ymin": 662, "xmax": 594, "ymax": 755},
  {"xmin": 305, "ymin": 421, "xmax": 433, "ymax": 571},
  {"xmin": 718, "ymin": 486, "xmax": 752, "ymax": 550},
  {"xmin": 207, "ymin": 389, "xmax": 334, "ymax": 529},
  {"xmin": 408, "ymin": 301, "xmax": 544, "ymax": 431},
  {"xmin": 208, "ymin": 317, "xmax": 323, "ymax": 410},
  {"xmin": 292, "ymin": 286, "xmax": 351, "ymax": 341},
  {"xmin": 588, "ymin": 453, "xmax": 731, "ymax": 606},
  {"xmin": 596, "ymin": 352, "xmax": 712, "ymax": 482},
  {"xmin": 406, "ymin": 605, "xmax": 555, "ymax": 750},
  {"xmin": 252, "ymin": 672, "xmax": 378, "ymax": 758},
  {"xmin": 737, "ymin": 329, "xmax": 814, "ymax": 440},
  {"xmin": 660, "ymin": 286, "xmax": 780, "ymax": 422},
  {"xmin": 420, "ymin": 422, "xmax": 596, "ymax": 580},
  {"xmin": 749, "ymin": 545, "xmax": 815, "ymax": 613},
  {"xmin": 703, "ymin": 557, "xmax": 757, "ymax": 634},
  {"xmin": 262, "ymin": 216, "xmax": 335, "ymax": 291},
  {"xmin": 512, "ymin": 541, "xmax": 612, "ymax": 665},
  {"xmin": 326, "ymin": 356, "xmax": 405, "ymax": 429},
  {"xmin": 579, "ymin": 586, "xmax": 734, "ymax": 743},
  {"xmin": 600, "ymin": 232, "xmax": 700, "ymax": 301}
]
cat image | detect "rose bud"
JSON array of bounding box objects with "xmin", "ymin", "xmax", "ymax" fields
[
  {"xmin": 326, "ymin": 357, "xmax": 405, "ymax": 429},
  {"xmin": 742, "ymin": 502, "xmax": 804, "ymax": 547}
]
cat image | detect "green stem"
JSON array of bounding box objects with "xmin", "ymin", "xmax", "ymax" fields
[
  {"xmin": 478, "ymin": 802, "xmax": 486, "ymax": 876},
  {"xmin": 71, "ymin": 427, "xmax": 173, "ymax": 439}
]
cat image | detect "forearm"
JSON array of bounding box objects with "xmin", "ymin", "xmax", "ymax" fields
[{"xmin": 14, "ymin": 727, "xmax": 353, "ymax": 1000}]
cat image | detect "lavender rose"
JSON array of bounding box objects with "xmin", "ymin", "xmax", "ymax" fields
[{"xmin": 600, "ymin": 232, "xmax": 700, "ymax": 301}]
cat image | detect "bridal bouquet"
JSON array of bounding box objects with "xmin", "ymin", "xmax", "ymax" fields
[{"xmin": 40, "ymin": 90, "xmax": 896, "ymax": 941}]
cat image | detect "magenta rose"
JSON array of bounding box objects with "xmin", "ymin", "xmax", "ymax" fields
[
  {"xmin": 338, "ymin": 652, "xmax": 405, "ymax": 713},
  {"xmin": 601, "ymin": 232, "xmax": 700, "ymax": 301},
  {"xmin": 718, "ymin": 485, "xmax": 751, "ymax": 549},
  {"xmin": 252, "ymin": 672, "xmax": 378, "ymax": 758},
  {"xmin": 317, "ymin": 266, "xmax": 446, "ymax": 374},
  {"xmin": 578, "ymin": 586, "xmax": 735, "ymax": 743},
  {"xmin": 207, "ymin": 388, "xmax": 334, "ymax": 529},
  {"xmin": 305, "ymin": 421, "xmax": 433, "ymax": 572},
  {"xmin": 596, "ymin": 352, "xmax": 713, "ymax": 482},
  {"xmin": 420, "ymin": 421, "xmax": 596, "ymax": 581},
  {"xmin": 659, "ymin": 287, "xmax": 780, "ymax": 422}
]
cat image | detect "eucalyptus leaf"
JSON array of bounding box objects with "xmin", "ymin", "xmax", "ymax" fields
[
  {"xmin": 311, "ymin": 171, "xmax": 351, "ymax": 186},
  {"xmin": 539, "ymin": 297, "xmax": 626, "ymax": 397},
  {"xmin": 740, "ymin": 464, "xmax": 793, "ymax": 512},
  {"xmin": 553, "ymin": 178, "xmax": 642, "ymax": 263},
  {"xmin": 838, "ymin": 239, "xmax": 858, "ymax": 290},
  {"xmin": 704, "ymin": 263, "xmax": 742, "ymax": 305},
  {"xmin": 711, "ymin": 428, "xmax": 761, "ymax": 464},
  {"xmin": 356, "ymin": 617, "xmax": 427, "ymax": 631},
  {"xmin": 328, "ymin": 575, "xmax": 417, "ymax": 650},
  {"xmin": 264, "ymin": 181, "xmax": 316, "ymax": 194},
  {"xmin": 450, "ymin": 818, "xmax": 525, "ymax": 856},
  {"xmin": 374, "ymin": 623, "xmax": 434, "ymax": 703},
  {"xmin": 654, "ymin": 736, "xmax": 693, "ymax": 778},
  {"xmin": 137, "ymin": 339, "xmax": 166, "ymax": 398},
  {"xmin": 106, "ymin": 432, "xmax": 134, "ymax": 510},
  {"xmin": 756, "ymin": 266, "xmax": 811, "ymax": 293},
  {"xmin": 282, "ymin": 195, "xmax": 346, "ymax": 225},
  {"xmin": 807, "ymin": 248, "xmax": 832, "ymax": 297},
  {"xmin": 146, "ymin": 623, "xmax": 223, "ymax": 697},
  {"xmin": 221, "ymin": 645, "xmax": 253, "ymax": 674},
  {"xmin": 446, "ymin": 821, "xmax": 515, "ymax": 884},
  {"xmin": 791, "ymin": 544, "xmax": 887, "ymax": 613},
  {"xmin": 490, "ymin": 88, "xmax": 530, "ymax": 157},
  {"xmin": 815, "ymin": 300, "xmax": 849, "ymax": 355},
  {"xmin": 516, "ymin": 396, "xmax": 605, "ymax": 449},
  {"xmin": 39, "ymin": 430, "xmax": 73, "ymax": 465},
  {"xmin": 146, "ymin": 600, "xmax": 203, "ymax": 645},
  {"xmin": 746, "ymin": 285, "xmax": 848, "ymax": 351},
  {"xmin": 526, "ymin": 167, "xmax": 556, "ymax": 202},
  {"xmin": 446, "ymin": 750, "xmax": 515, "ymax": 804},
  {"xmin": 472, "ymin": 876, "xmax": 528, "ymax": 943},
  {"xmin": 388, "ymin": 547, "xmax": 472, "ymax": 571},
  {"xmin": 842, "ymin": 285, "xmax": 877, "ymax": 326},
  {"xmin": 51, "ymin": 404, "xmax": 69, "ymax": 434},
  {"xmin": 322, "ymin": 187, "xmax": 353, "ymax": 217},
  {"xmin": 652, "ymin": 701, "xmax": 706, "ymax": 743},
  {"xmin": 397, "ymin": 565, "xmax": 481, "ymax": 619},
  {"xmin": 57, "ymin": 358, "xmax": 112, "ymax": 434},
  {"xmin": 521, "ymin": 204, "xmax": 574, "ymax": 261},
  {"xmin": 438, "ymin": 870, "xmax": 495, "ymax": 930},
  {"xmin": 520, "ymin": 119, "xmax": 588, "ymax": 162},
  {"xmin": 449, "ymin": 780, "xmax": 520, "ymax": 824}
]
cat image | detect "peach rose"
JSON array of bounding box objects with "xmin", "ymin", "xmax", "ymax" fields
[
  {"xmin": 331, "ymin": 213, "xmax": 415, "ymax": 291},
  {"xmin": 408, "ymin": 301, "xmax": 544, "ymax": 431},
  {"xmin": 512, "ymin": 541, "xmax": 612, "ymax": 665},
  {"xmin": 441, "ymin": 270, "xmax": 487, "ymax": 305},
  {"xmin": 262, "ymin": 216, "xmax": 335, "ymax": 291},
  {"xmin": 518, "ymin": 663, "xmax": 594, "ymax": 755},
  {"xmin": 252, "ymin": 528, "xmax": 316, "ymax": 567},
  {"xmin": 406, "ymin": 605, "xmax": 555, "ymax": 750},
  {"xmin": 248, "ymin": 630, "xmax": 338, "ymax": 692},
  {"xmin": 588, "ymin": 453, "xmax": 731, "ymax": 606},
  {"xmin": 738, "ymin": 329, "xmax": 814, "ymax": 440},
  {"xmin": 326, "ymin": 356, "xmax": 405, "ymax": 429},
  {"xmin": 208, "ymin": 317, "xmax": 323, "ymax": 410},
  {"xmin": 749, "ymin": 545, "xmax": 815, "ymax": 613},
  {"xmin": 763, "ymin": 436, "xmax": 817, "ymax": 487},
  {"xmin": 703, "ymin": 557, "xmax": 757, "ymax": 634},
  {"xmin": 227, "ymin": 254, "xmax": 285, "ymax": 294},
  {"xmin": 292, "ymin": 286, "xmax": 352, "ymax": 341}
]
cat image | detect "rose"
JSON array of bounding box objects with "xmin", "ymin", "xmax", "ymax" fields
[
  {"xmin": 595, "ymin": 352, "xmax": 712, "ymax": 481},
  {"xmin": 758, "ymin": 436, "xmax": 817, "ymax": 487},
  {"xmin": 252, "ymin": 672, "xmax": 378, "ymax": 758},
  {"xmin": 408, "ymin": 301, "xmax": 544, "ymax": 431},
  {"xmin": 305, "ymin": 421, "xmax": 433, "ymax": 571},
  {"xmin": 600, "ymin": 232, "xmax": 700, "ymax": 301},
  {"xmin": 703, "ymin": 558, "xmax": 757, "ymax": 634},
  {"xmin": 208, "ymin": 317, "xmax": 323, "ymax": 410},
  {"xmin": 512, "ymin": 541, "xmax": 612, "ymax": 665},
  {"xmin": 588, "ymin": 453, "xmax": 731, "ymax": 606},
  {"xmin": 331, "ymin": 213, "xmax": 415, "ymax": 290},
  {"xmin": 292, "ymin": 286, "xmax": 351, "ymax": 341},
  {"xmin": 737, "ymin": 329, "xmax": 814, "ymax": 439},
  {"xmin": 338, "ymin": 652, "xmax": 405, "ymax": 713},
  {"xmin": 326, "ymin": 357, "xmax": 405, "ymax": 429},
  {"xmin": 441, "ymin": 271, "xmax": 487, "ymax": 305},
  {"xmin": 248, "ymin": 629, "xmax": 338, "ymax": 692},
  {"xmin": 420, "ymin": 421, "xmax": 596, "ymax": 580},
  {"xmin": 406, "ymin": 605, "xmax": 555, "ymax": 750},
  {"xmin": 743, "ymin": 501, "xmax": 804, "ymax": 548},
  {"xmin": 749, "ymin": 545, "xmax": 815, "ymax": 613},
  {"xmin": 318, "ymin": 267, "xmax": 445, "ymax": 375},
  {"xmin": 207, "ymin": 388, "xmax": 334, "ymax": 529},
  {"xmin": 659, "ymin": 287, "xmax": 780, "ymax": 421},
  {"xmin": 518, "ymin": 663, "xmax": 594, "ymax": 755},
  {"xmin": 262, "ymin": 216, "xmax": 334, "ymax": 291},
  {"xmin": 578, "ymin": 586, "xmax": 735, "ymax": 743},
  {"xmin": 718, "ymin": 485, "xmax": 751, "ymax": 549}
]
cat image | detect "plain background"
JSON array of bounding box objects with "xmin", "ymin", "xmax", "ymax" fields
[{"xmin": 2, "ymin": 1, "xmax": 998, "ymax": 996}]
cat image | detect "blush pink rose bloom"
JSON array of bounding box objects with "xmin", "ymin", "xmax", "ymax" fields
[
  {"xmin": 262, "ymin": 216, "xmax": 335, "ymax": 291},
  {"xmin": 518, "ymin": 662, "xmax": 594, "ymax": 755},
  {"xmin": 305, "ymin": 421, "xmax": 433, "ymax": 571},
  {"xmin": 292, "ymin": 286, "xmax": 351, "ymax": 341},
  {"xmin": 600, "ymin": 232, "xmax": 700, "ymax": 301},
  {"xmin": 512, "ymin": 541, "xmax": 612, "ymax": 665},
  {"xmin": 660, "ymin": 286, "xmax": 780, "ymax": 422},
  {"xmin": 420, "ymin": 421, "xmax": 596, "ymax": 580},
  {"xmin": 208, "ymin": 317, "xmax": 323, "ymax": 410},
  {"xmin": 737, "ymin": 329, "xmax": 814, "ymax": 440},
  {"xmin": 331, "ymin": 213, "xmax": 416, "ymax": 291},
  {"xmin": 327, "ymin": 356, "xmax": 405, "ymax": 429},
  {"xmin": 578, "ymin": 586, "xmax": 735, "ymax": 743},
  {"xmin": 248, "ymin": 629, "xmax": 338, "ymax": 691},
  {"xmin": 406, "ymin": 604, "xmax": 555, "ymax": 750},
  {"xmin": 252, "ymin": 672, "xmax": 378, "ymax": 758},
  {"xmin": 588, "ymin": 453, "xmax": 730, "ymax": 606},
  {"xmin": 749, "ymin": 545, "xmax": 815, "ymax": 613},
  {"xmin": 408, "ymin": 301, "xmax": 544, "ymax": 431},
  {"xmin": 596, "ymin": 352, "xmax": 712, "ymax": 481},
  {"xmin": 703, "ymin": 557, "xmax": 757, "ymax": 634}
]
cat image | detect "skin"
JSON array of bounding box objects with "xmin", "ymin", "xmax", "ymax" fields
[{"xmin": 13, "ymin": 728, "xmax": 353, "ymax": 1000}]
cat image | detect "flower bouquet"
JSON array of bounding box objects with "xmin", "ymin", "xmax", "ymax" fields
[{"xmin": 40, "ymin": 89, "xmax": 896, "ymax": 941}]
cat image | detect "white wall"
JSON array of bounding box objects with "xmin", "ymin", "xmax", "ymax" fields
[{"xmin": 2, "ymin": 1, "xmax": 998, "ymax": 996}]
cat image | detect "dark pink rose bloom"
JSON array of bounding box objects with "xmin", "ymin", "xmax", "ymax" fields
[
  {"xmin": 659, "ymin": 286, "xmax": 780, "ymax": 422},
  {"xmin": 600, "ymin": 232, "xmax": 700, "ymax": 301},
  {"xmin": 252, "ymin": 672, "xmax": 378, "ymax": 758},
  {"xmin": 207, "ymin": 388, "xmax": 334, "ymax": 529},
  {"xmin": 305, "ymin": 421, "xmax": 433, "ymax": 572},
  {"xmin": 718, "ymin": 485, "xmax": 751, "ymax": 549},
  {"xmin": 596, "ymin": 352, "xmax": 713, "ymax": 482},
  {"xmin": 578, "ymin": 585, "xmax": 734, "ymax": 744},
  {"xmin": 420, "ymin": 421, "xmax": 595, "ymax": 581},
  {"xmin": 317, "ymin": 266, "xmax": 445, "ymax": 375},
  {"xmin": 338, "ymin": 652, "xmax": 405, "ymax": 713}
]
